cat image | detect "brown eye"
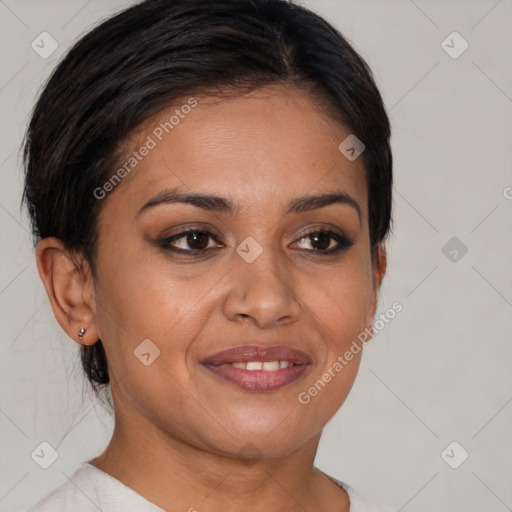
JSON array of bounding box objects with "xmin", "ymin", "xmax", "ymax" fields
[
  {"xmin": 309, "ymin": 232, "xmax": 331, "ymax": 251},
  {"xmin": 160, "ymin": 229, "xmax": 221, "ymax": 253},
  {"xmin": 294, "ymin": 230, "xmax": 353, "ymax": 255},
  {"xmin": 184, "ymin": 231, "xmax": 209, "ymax": 250}
]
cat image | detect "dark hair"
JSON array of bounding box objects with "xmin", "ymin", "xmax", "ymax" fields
[{"xmin": 22, "ymin": 0, "xmax": 392, "ymax": 405}]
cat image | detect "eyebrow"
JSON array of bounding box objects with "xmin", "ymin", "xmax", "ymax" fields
[{"xmin": 136, "ymin": 187, "xmax": 361, "ymax": 223}]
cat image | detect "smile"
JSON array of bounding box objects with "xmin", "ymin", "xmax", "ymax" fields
[{"xmin": 201, "ymin": 345, "xmax": 311, "ymax": 391}]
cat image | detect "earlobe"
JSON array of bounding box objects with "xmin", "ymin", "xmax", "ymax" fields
[{"xmin": 35, "ymin": 237, "xmax": 99, "ymax": 346}]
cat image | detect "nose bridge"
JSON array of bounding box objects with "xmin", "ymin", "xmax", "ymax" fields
[{"xmin": 237, "ymin": 233, "xmax": 288, "ymax": 293}]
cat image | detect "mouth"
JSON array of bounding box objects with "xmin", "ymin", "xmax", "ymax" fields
[{"xmin": 201, "ymin": 345, "xmax": 312, "ymax": 391}]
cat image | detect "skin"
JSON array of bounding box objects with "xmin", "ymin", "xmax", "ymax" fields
[{"xmin": 36, "ymin": 84, "xmax": 386, "ymax": 512}]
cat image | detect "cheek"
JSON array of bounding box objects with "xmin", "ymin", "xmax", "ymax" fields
[
  {"xmin": 93, "ymin": 248, "xmax": 225, "ymax": 393},
  {"xmin": 295, "ymin": 270, "xmax": 369, "ymax": 424},
  {"xmin": 303, "ymin": 255, "xmax": 374, "ymax": 346},
  {"xmin": 96, "ymin": 243, "xmax": 206, "ymax": 335},
  {"xmin": 92, "ymin": 262, "xmax": 211, "ymax": 427}
]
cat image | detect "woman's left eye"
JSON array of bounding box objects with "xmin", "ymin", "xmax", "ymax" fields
[
  {"xmin": 293, "ymin": 230, "xmax": 354, "ymax": 255},
  {"xmin": 159, "ymin": 228, "xmax": 353, "ymax": 256}
]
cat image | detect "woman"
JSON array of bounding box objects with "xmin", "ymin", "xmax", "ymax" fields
[{"xmin": 23, "ymin": 0, "xmax": 393, "ymax": 510}]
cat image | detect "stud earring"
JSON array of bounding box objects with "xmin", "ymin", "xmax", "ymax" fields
[{"xmin": 78, "ymin": 328, "xmax": 86, "ymax": 339}]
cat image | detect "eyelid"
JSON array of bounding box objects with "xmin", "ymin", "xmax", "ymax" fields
[
  {"xmin": 293, "ymin": 223, "xmax": 349, "ymax": 241},
  {"xmin": 158, "ymin": 223, "xmax": 222, "ymax": 241}
]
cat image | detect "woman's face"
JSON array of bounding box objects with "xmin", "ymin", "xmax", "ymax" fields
[{"xmin": 90, "ymin": 85, "xmax": 385, "ymax": 459}]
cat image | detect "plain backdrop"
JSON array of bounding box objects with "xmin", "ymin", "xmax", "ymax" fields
[{"xmin": 1, "ymin": 0, "xmax": 511, "ymax": 511}]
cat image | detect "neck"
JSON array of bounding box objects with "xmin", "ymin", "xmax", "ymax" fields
[{"xmin": 90, "ymin": 408, "xmax": 349, "ymax": 512}]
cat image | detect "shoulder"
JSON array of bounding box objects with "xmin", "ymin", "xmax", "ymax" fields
[
  {"xmin": 24, "ymin": 463, "xmax": 165, "ymax": 512},
  {"xmin": 344, "ymin": 485, "xmax": 395, "ymax": 512},
  {"xmin": 24, "ymin": 465, "xmax": 100, "ymax": 512},
  {"xmin": 323, "ymin": 472, "xmax": 395, "ymax": 512}
]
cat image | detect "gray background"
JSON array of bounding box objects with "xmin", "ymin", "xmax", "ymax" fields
[{"xmin": 1, "ymin": 0, "xmax": 511, "ymax": 510}]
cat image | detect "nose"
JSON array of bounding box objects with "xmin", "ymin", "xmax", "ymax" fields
[{"xmin": 221, "ymin": 239, "xmax": 301, "ymax": 329}]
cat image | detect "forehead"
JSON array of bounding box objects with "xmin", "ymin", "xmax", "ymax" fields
[{"xmin": 102, "ymin": 85, "xmax": 368, "ymax": 218}]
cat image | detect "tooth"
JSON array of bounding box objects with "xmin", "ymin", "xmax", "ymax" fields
[
  {"xmin": 263, "ymin": 361, "xmax": 280, "ymax": 371},
  {"xmin": 246, "ymin": 361, "xmax": 263, "ymax": 370},
  {"xmin": 227, "ymin": 361, "xmax": 293, "ymax": 371}
]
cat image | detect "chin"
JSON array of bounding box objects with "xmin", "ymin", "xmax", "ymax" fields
[{"xmin": 203, "ymin": 424, "xmax": 313, "ymax": 462}]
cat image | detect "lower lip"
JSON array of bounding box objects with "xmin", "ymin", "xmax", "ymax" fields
[{"xmin": 202, "ymin": 363, "xmax": 310, "ymax": 391}]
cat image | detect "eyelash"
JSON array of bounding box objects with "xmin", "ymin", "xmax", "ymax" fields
[{"xmin": 158, "ymin": 228, "xmax": 354, "ymax": 257}]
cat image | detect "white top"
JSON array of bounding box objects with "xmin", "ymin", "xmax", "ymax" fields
[{"xmin": 25, "ymin": 462, "xmax": 392, "ymax": 512}]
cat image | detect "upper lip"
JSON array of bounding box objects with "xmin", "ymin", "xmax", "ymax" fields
[{"xmin": 202, "ymin": 345, "xmax": 312, "ymax": 366}]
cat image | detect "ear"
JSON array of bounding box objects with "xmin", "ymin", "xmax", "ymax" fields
[
  {"xmin": 365, "ymin": 243, "xmax": 387, "ymax": 328},
  {"xmin": 35, "ymin": 237, "xmax": 99, "ymax": 346}
]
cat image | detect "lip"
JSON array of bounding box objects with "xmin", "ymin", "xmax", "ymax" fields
[
  {"xmin": 201, "ymin": 344, "xmax": 312, "ymax": 391},
  {"xmin": 202, "ymin": 344, "xmax": 312, "ymax": 365}
]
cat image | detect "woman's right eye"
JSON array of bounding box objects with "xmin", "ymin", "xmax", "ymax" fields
[{"xmin": 159, "ymin": 229, "xmax": 223, "ymax": 254}]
